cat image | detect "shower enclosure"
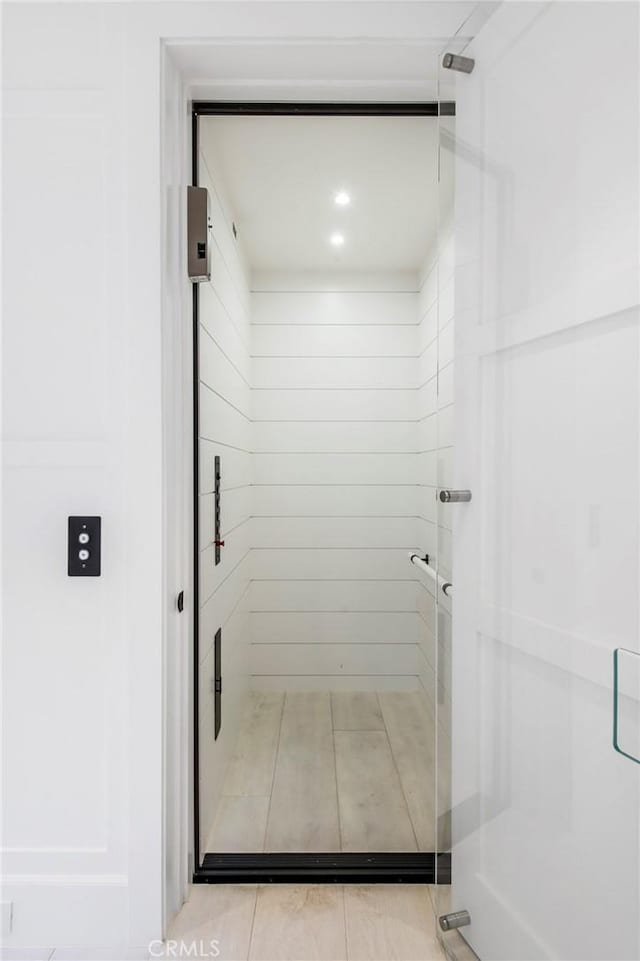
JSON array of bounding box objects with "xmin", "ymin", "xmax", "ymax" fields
[{"xmin": 192, "ymin": 104, "xmax": 446, "ymax": 881}]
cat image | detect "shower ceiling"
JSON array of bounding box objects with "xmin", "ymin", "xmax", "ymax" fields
[{"xmin": 199, "ymin": 115, "xmax": 440, "ymax": 272}]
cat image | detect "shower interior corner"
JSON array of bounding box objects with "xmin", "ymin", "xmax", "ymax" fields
[{"xmin": 196, "ymin": 110, "xmax": 454, "ymax": 859}]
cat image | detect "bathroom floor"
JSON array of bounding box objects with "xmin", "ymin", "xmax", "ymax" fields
[
  {"xmin": 166, "ymin": 883, "xmax": 446, "ymax": 960},
  {"xmin": 207, "ymin": 690, "xmax": 436, "ymax": 854}
]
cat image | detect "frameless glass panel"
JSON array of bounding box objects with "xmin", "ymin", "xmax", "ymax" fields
[
  {"xmin": 433, "ymin": 37, "xmax": 457, "ymax": 934},
  {"xmin": 196, "ymin": 112, "xmax": 442, "ymax": 864},
  {"xmin": 436, "ymin": 3, "xmax": 640, "ymax": 960}
]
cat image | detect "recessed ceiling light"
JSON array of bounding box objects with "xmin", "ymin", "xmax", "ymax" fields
[
  {"xmin": 330, "ymin": 233, "xmax": 345, "ymax": 247},
  {"xmin": 334, "ymin": 191, "xmax": 351, "ymax": 206}
]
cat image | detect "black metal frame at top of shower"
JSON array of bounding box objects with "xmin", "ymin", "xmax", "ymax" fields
[{"xmin": 191, "ymin": 99, "xmax": 454, "ymax": 885}]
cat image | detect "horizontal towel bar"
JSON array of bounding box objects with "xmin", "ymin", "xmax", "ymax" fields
[{"xmin": 409, "ymin": 553, "xmax": 453, "ymax": 598}]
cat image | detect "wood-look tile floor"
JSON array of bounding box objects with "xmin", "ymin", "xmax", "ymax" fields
[
  {"xmin": 207, "ymin": 691, "xmax": 436, "ymax": 854},
  {"xmin": 165, "ymin": 884, "xmax": 446, "ymax": 960}
]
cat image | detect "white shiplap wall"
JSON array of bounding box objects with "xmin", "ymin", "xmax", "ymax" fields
[
  {"xmin": 249, "ymin": 272, "xmax": 422, "ymax": 690},
  {"xmin": 415, "ymin": 219, "xmax": 455, "ymax": 722},
  {"xmin": 197, "ymin": 151, "xmax": 252, "ymax": 856}
]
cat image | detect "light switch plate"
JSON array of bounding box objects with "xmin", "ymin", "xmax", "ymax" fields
[{"xmin": 68, "ymin": 516, "xmax": 101, "ymax": 576}]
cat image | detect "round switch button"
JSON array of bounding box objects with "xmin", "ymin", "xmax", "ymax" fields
[
  {"xmin": 78, "ymin": 549, "xmax": 90, "ymax": 561},
  {"xmin": 78, "ymin": 532, "xmax": 90, "ymax": 544}
]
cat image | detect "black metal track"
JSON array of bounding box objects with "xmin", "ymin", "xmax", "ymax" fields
[
  {"xmin": 196, "ymin": 852, "xmax": 451, "ymax": 884},
  {"xmin": 191, "ymin": 106, "xmax": 201, "ymax": 866},
  {"xmin": 193, "ymin": 100, "xmax": 455, "ymax": 117},
  {"xmin": 191, "ymin": 99, "xmax": 454, "ymax": 883}
]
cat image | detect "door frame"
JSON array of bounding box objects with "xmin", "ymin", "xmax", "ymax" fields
[{"xmin": 191, "ymin": 98, "xmax": 454, "ymax": 885}]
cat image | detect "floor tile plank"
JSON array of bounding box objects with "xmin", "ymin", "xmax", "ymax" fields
[
  {"xmin": 207, "ymin": 796, "xmax": 270, "ymax": 852},
  {"xmin": 223, "ymin": 693, "xmax": 284, "ymax": 797},
  {"xmin": 378, "ymin": 691, "xmax": 436, "ymax": 851},
  {"xmin": 331, "ymin": 692, "xmax": 385, "ymax": 731},
  {"xmin": 334, "ymin": 731, "xmax": 417, "ymax": 852},
  {"xmin": 167, "ymin": 885, "xmax": 257, "ymax": 960},
  {"xmin": 265, "ymin": 693, "xmax": 340, "ymax": 852},
  {"xmin": 249, "ymin": 885, "xmax": 346, "ymax": 961},
  {"xmin": 344, "ymin": 885, "xmax": 444, "ymax": 961}
]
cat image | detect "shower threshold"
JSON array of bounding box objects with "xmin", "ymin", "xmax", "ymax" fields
[{"xmin": 194, "ymin": 852, "xmax": 451, "ymax": 884}]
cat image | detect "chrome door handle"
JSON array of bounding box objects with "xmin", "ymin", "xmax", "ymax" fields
[{"xmin": 439, "ymin": 489, "xmax": 472, "ymax": 503}]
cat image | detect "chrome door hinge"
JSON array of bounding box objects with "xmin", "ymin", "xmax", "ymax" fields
[
  {"xmin": 439, "ymin": 910, "xmax": 471, "ymax": 931},
  {"xmin": 442, "ymin": 53, "xmax": 475, "ymax": 74},
  {"xmin": 439, "ymin": 489, "xmax": 472, "ymax": 503}
]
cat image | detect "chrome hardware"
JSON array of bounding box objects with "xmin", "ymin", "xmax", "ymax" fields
[
  {"xmin": 439, "ymin": 489, "xmax": 472, "ymax": 503},
  {"xmin": 442, "ymin": 53, "xmax": 475, "ymax": 74},
  {"xmin": 439, "ymin": 910, "xmax": 471, "ymax": 931}
]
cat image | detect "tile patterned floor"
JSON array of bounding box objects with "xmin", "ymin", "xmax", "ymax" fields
[
  {"xmin": 165, "ymin": 883, "xmax": 446, "ymax": 961},
  {"xmin": 207, "ymin": 691, "xmax": 436, "ymax": 854},
  {"xmin": 184, "ymin": 691, "xmax": 445, "ymax": 959}
]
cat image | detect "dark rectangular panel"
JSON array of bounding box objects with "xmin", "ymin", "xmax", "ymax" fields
[
  {"xmin": 187, "ymin": 185, "xmax": 211, "ymax": 281},
  {"xmin": 67, "ymin": 516, "xmax": 101, "ymax": 577},
  {"xmin": 214, "ymin": 627, "xmax": 221, "ymax": 740},
  {"xmin": 196, "ymin": 852, "xmax": 450, "ymax": 884},
  {"xmin": 214, "ymin": 455, "xmax": 221, "ymax": 565}
]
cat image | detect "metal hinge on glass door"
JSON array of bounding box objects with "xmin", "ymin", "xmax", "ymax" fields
[
  {"xmin": 440, "ymin": 910, "xmax": 471, "ymax": 931},
  {"xmin": 442, "ymin": 53, "xmax": 475, "ymax": 74},
  {"xmin": 439, "ymin": 489, "xmax": 472, "ymax": 503}
]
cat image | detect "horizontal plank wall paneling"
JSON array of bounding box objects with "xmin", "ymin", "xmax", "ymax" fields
[
  {"xmin": 251, "ymin": 485, "xmax": 420, "ymax": 517},
  {"xmin": 251, "ymin": 613, "xmax": 423, "ymax": 645},
  {"xmin": 254, "ymin": 388, "xmax": 416, "ymax": 421},
  {"xmin": 251, "ymin": 643, "xmax": 419, "ymax": 677},
  {"xmin": 253, "ymin": 420, "xmax": 416, "ymax": 453},
  {"xmin": 253, "ymin": 452, "xmax": 418, "ymax": 485},
  {"xmin": 250, "ymin": 274, "xmax": 421, "ymax": 690},
  {"xmin": 252, "ymin": 356, "xmax": 418, "ymax": 389},
  {"xmin": 252, "ymin": 324, "xmax": 417, "ymax": 356},
  {"xmin": 251, "ymin": 548, "xmax": 415, "ymax": 581},
  {"xmin": 249, "ymin": 579, "xmax": 419, "ymax": 612},
  {"xmin": 197, "ymin": 143, "xmax": 252, "ymax": 859},
  {"xmin": 251, "ymin": 516, "xmax": 419, "ymax": 550},
  {"xmin": 416, "ymin": 218, "xmax": 455, "ymax": 717}
]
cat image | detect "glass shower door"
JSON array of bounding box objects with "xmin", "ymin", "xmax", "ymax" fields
[{"xmin": 435, "ymin": 3, "xmax": 640, "ymax": 960}]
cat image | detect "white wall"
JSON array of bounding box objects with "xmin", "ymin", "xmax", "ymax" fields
[
  {"xmin": 197, "ymin": 144, "xmax": 252, "ymax": 857},
  {"xmin": 0, "ymin": 0, "xmax": 477, "ymax": 950},
  {"xmin": 2, "ymin": 6, "xmax": 166, "ymax": 950},
  {"xmin": 160, "ymin": 44, "xmax": 192, "ymax": 928},
  {"xmin": 250, "ymin": 272, "xmax": 422, "ymax": 690}
]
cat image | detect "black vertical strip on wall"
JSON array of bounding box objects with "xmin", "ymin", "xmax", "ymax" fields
[
  {"xmin": 214, "ymin": 628, "xmax": 222, "ymax": 739},
  {"xmin": 191, "ymin": 105, "xmax": 201, "ymax": 867},
  {"xmin": 214, "ymin": 456, "xmax": 221, "ymax": 565}
]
